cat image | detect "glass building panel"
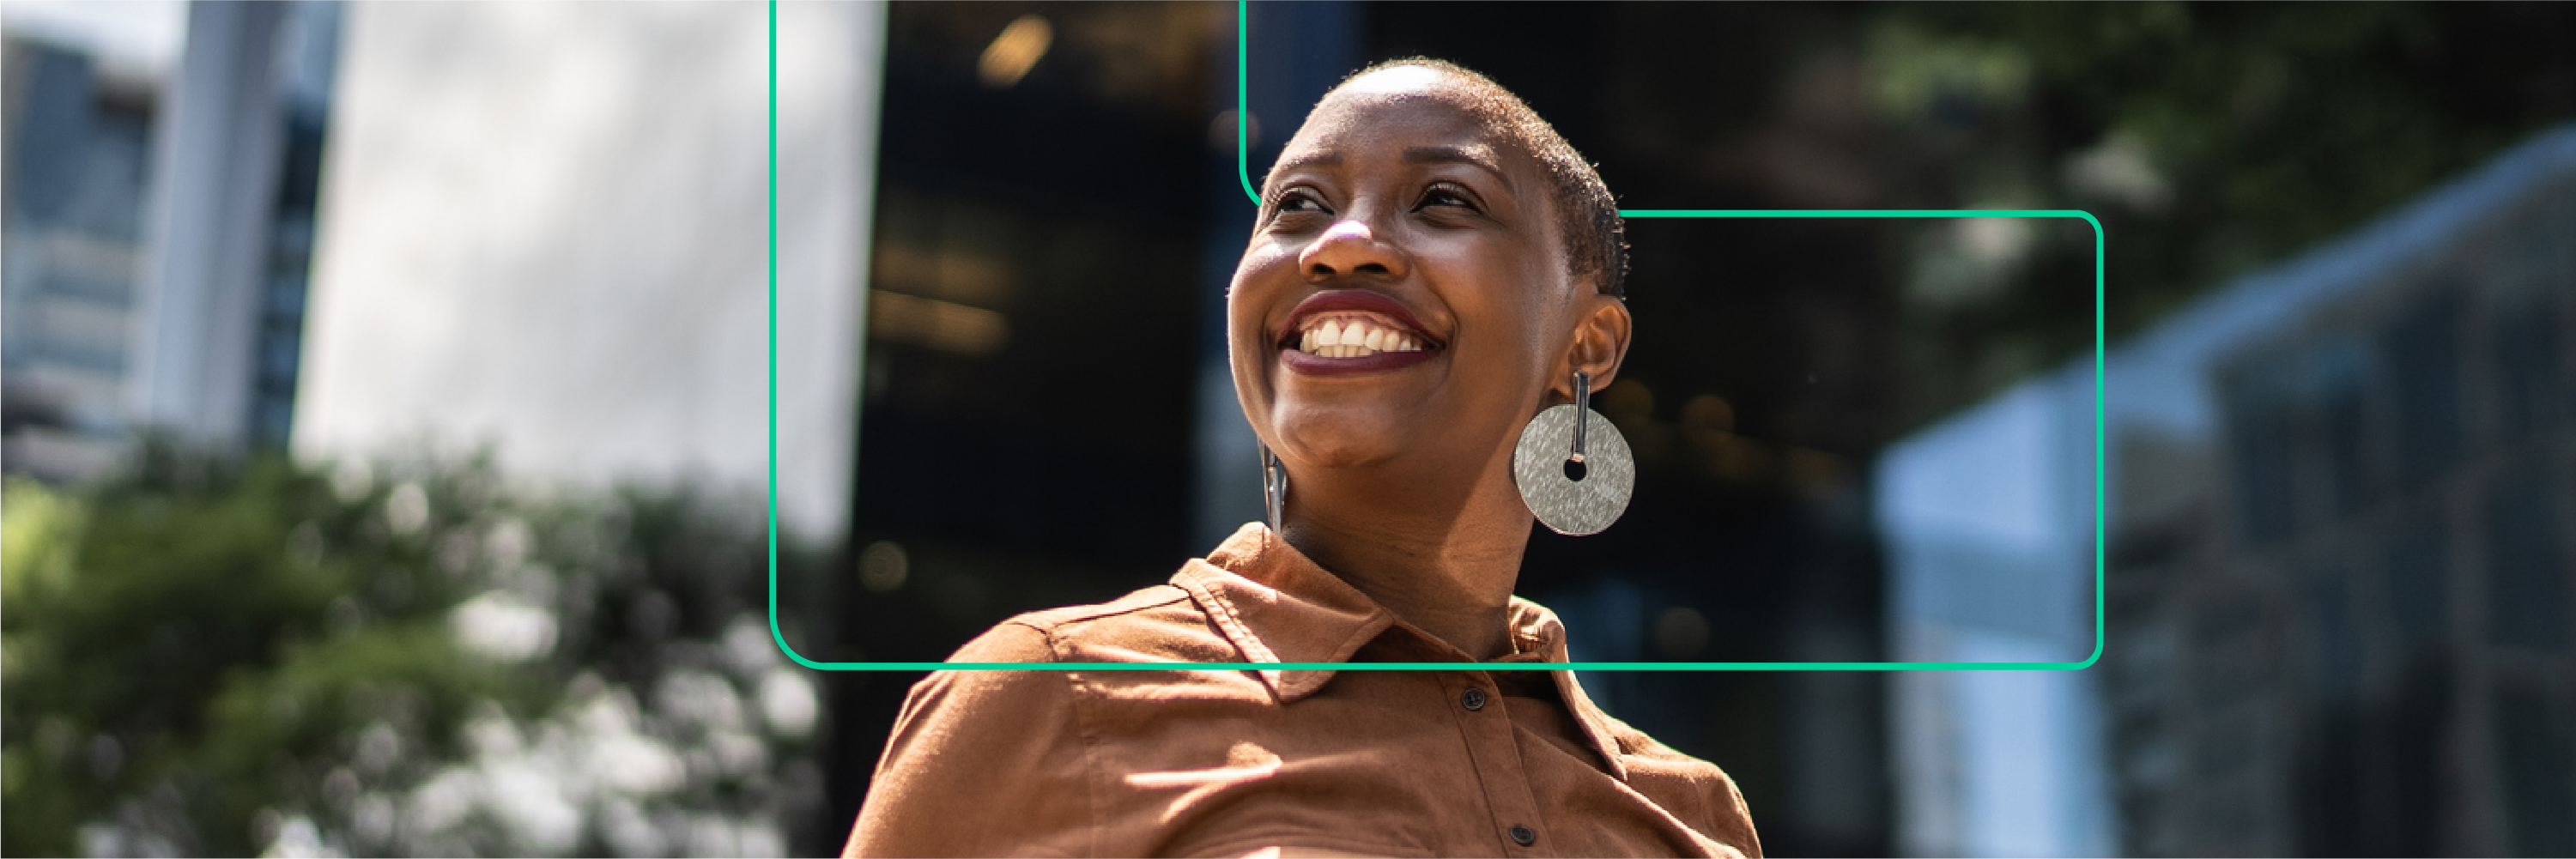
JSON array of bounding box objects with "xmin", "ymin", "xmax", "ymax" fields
[
  {"xmin": 2494, "ymin": 684, "xmax": 2575, "ymax": 857},
  {"xmin": 2295, "ymin": 561, "xmax": 2367, "ymax": 856},
  {"xmin": 2380, "ymin": 518, "xmax": 2451, "ymax": 656},
  {"xmin": 2483, "ymin": 473, "xmax": 2568, "ymax": 651},
  {"xmin": 2489, "ymin": 307, "xmax": 2562, "ymax": 440},
  {"xmin": 2383, "ymin": 291, "xmax": 2463, "ymax": 489},
  {"xmin": 2220, "ymin": 362, "xmax": 2297, "ymax": 544},
  {"xmin": 2373, "ymin": 517, "xmax": 2453, "ymax": 856}
]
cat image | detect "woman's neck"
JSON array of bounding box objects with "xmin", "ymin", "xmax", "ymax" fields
[{"xmin": 1279, "ymin": 460, "xmax": 1531, "ymax": 661}]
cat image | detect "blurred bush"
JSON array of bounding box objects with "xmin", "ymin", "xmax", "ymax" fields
[{"xmin": 3, "ymin": 444, "xmax": 828, "ymax": 857}]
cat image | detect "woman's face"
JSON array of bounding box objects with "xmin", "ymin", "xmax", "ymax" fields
[{"xmin": 1229, "ymin": 69, "xmax": 1624, "ymax": 485}]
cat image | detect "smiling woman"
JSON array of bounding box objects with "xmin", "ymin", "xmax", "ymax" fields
[{"xmin": 845, "ymin": 60, "xmax": 1762, "ymax": 858}]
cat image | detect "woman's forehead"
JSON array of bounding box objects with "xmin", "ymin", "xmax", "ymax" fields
[
  {"xmin": 1282, "ymin": 92, "xmax": 1531, "ymax": 180},
  {"xmin": 1337, "ymin": 64, "xmax": 1456, "ymax": 98}
]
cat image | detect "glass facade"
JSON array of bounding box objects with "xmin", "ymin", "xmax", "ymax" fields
[
  {"xmin": 2085, "ymin": 129, "xmax": 2575, "ymax": 857},
  {"xmin": 0, "ymin": 38, "xmax": 158, "ymax": 477},
  {"xmin": 0, "ymin": 1, "xmax": 341, "ymax": 478}
]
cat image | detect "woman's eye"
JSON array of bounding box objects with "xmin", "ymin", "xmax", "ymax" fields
[
  {"xmin": 1418, "ymin": 187, "xmax": 1475, "ymax": 210},
  {"xmin": 1277, "ymin": 193, "xmax": 1327, "ymax": 214}
]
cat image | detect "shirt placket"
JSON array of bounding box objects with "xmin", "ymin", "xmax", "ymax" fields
[{"xmin": 1440, "ymin": 668, "xmax": 1551, "ymax": 854}]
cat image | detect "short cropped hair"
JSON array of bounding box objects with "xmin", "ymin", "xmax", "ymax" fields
[{"xmin": 1318, "ymin": 58, "xmax": 1627, "ymax": 299}]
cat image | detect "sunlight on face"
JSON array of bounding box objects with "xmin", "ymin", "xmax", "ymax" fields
[{"xmin": 1227, "ymin": 73, "xmax": 1586, "ymax": 488}]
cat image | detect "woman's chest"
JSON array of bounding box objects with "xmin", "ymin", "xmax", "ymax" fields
[{"xmin": 1070, "ymin": 673, "xmax": 1705, "ymax": 857}]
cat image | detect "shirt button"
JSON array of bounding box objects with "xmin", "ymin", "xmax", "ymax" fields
[
  {"xmin": 1509, "ymin": 826, "xmax": 1537, "ymax": 846},
  {"xmin": 1461, "ymin": 687, "xmax": 1487, "ymax": 711}
]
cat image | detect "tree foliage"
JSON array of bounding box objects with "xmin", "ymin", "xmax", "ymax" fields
[
  {"xmin": 3, "ymin": 446, "xmax": 828, "ymax": 856},
  {"xmin": 1870, "ymin": 1, "xmax": 2576, "ymax": 418}
]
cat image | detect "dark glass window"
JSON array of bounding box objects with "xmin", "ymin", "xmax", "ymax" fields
[
  {"xmin": 2380, "ymin": 517, "xmax": 2452, "ymax": 656},
  {"xmin": 2373, "ymin": 516, "xmax": 2453, "ymax": 856},
  {"xmin": 2306, "ymin": 341, "xmax": 2370, "ymax": 519},
  {"xmin": 2384, "ymin": 291, "xmax": 2463, "ymax": 489},
  {"xmin": 2490, "ymin": 303, "xmax": 2563, "ymax": 439},
  {"xmin": 2483, "ymin": 473, "xmax": 2568, "ymax": 651},
  {"xmin": 2220, "ymin": 361, "xmax": 2297, "ymax": 544},
  {"xmin": 2303, "ymin": 562, "xmax": 2362, "ymax": 700},
  {"xmin": 2295, "ymin": 562, "xmax": 2367, "ymax": 855},
  {"xmin": 2494, "ymin": 684, "xmax": 2576, "ymax": 857}
]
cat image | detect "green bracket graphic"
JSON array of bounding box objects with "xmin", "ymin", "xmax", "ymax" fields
[{"xmin": 772, "ymin": 0, "xmax": 2106, "ymax": 671}]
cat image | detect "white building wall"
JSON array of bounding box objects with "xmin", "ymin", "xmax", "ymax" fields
[
  {"xmin": 295, "ymin": 1, "xmax": 882, "ymax": 541},
  {"xmin": 130, "ymin": 0, "xmax": 284, "ymax": 447}
]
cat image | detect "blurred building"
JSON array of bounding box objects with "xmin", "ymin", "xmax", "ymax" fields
[
  {"xmin": 1, "ymin": 33, "xmax": 161, "ymax": 477},
  {"xmin": 2116, "ymin": 126, "xmax": 2576, "ymax": 858},
  {"xmin": 1879, "ymin": 124, "xmax": 2576, "ymax": 856},
  {"xmin": 289, "ymin": 1, "xmax": 882, "ymax": 542},
  {"xmin": 0, "ymin": 1, "xmax": 340, "ymax": 478},
  {"xmin": 1876, "ymin": 366, "xmax": 2115, "ymax": 857}
]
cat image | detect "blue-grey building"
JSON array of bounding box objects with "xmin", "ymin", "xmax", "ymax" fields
[
  {"xmin": 2, "ymin": 33, "xmax": 161, "ymax": 477},
  {"xmin": 2, "ymin": 0, "xmax": 340, "ymax": 479},
  {"xmin": 1878, "ymin": 124, "xmax": 2576, "ymax": 856}
]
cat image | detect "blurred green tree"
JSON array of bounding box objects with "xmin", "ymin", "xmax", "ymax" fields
[{"xmin": 3, "ymin": 445, "xmax": 830, "ymax": 856}]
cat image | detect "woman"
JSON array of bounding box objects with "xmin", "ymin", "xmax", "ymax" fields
[{"xmin": 846, "ymin": 59, "xmax": 1761, "ymax": 858}]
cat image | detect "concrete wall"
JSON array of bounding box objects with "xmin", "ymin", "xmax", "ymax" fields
[{"xmin": 295, "ymin": 1, "xmax": 882, "ymax": 540}]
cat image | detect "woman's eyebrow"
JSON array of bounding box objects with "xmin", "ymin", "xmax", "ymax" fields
[
  {"xmin": 1276, "ymin": 151, "xmax": 1344, "ymax": 173},
  {"xmin": 1402, "ymin": 145, "xmax": 1509, "ymax": 185}
]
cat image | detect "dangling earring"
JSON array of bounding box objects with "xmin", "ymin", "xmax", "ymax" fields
[
  {"xmin": 1512, "ymin": 370, "xmax": 1634, "ymax": 535},
  {"xmin": 1260, "ymin": 444, "xmax": 1288, "ymax": 535}
]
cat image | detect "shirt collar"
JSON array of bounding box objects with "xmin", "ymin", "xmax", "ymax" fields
[{"xmin": 1172, "ymin": 522, "xmax": 1632, "ymax": 780}]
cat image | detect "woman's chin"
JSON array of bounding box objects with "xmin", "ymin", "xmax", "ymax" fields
[{"xmin": 1272, "ymin": 412, "xmax": 1417, "ymax": 469}]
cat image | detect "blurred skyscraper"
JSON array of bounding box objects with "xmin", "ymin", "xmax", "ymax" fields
[
  {"xmin": 1, "ymin": 1, "xmax": 340, "ymax": 478},
  {"xmin": 1879, "ymin": 124, "xmax": 2576, "ymax": 857},
  {"xmin": 2, "ymin": 31, "xmax": 161, "ymax": 477}
]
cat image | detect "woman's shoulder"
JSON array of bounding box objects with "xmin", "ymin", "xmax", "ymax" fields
[
  {"xmin": 889, "ymin": 582, "xmax": 1227, "ymax": 734},
  {"xmin": 1594, "ymin": 713, "xmax": 1764, "ymax": 856},
  {"xmin": 944, "ymin": 582, "xmax": 1240, "ymax": 665}
]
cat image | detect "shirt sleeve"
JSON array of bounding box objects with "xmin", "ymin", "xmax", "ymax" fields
[{"xmin": 845, "ymin": 622, "xmax": 1098, "ymax": 858}]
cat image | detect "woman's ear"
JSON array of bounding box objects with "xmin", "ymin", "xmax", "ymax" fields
[{"xmin": 1555, "ymin": 293, "xmax": 1632, "ymax": 402}]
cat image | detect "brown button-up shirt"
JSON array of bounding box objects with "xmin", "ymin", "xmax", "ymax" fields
[{"xmin": 846, "ymin": 523, "xmax": 1761, "ymax": 858}]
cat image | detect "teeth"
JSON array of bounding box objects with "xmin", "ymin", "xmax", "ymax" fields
[{"xmin": 1293, "ymin": 315, "xmax": 1434, "ymax": 358}]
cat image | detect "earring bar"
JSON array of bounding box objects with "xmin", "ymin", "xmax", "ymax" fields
[
  {"xmin": 1570, "ymin": 371, "xmax": 1590, "ymax": 463},
  {"xmin": 1260, "ymin": 445, "xmax": 1286, "ymax": 533}
]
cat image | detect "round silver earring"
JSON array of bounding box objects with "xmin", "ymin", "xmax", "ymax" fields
[
  {"xmin": 1512, "ymin": 371, "xmax": 1634, "ymax": 535},
  {"xmin": 1260, "ymin": 444, "xmax": 1288, "ymax": 535}
]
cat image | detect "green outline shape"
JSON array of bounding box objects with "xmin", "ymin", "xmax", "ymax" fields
[{"xmin": 769, "ymin": 0, "xmax": 2106, "ymax": 671}]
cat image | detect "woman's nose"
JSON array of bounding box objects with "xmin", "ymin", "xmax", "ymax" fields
[{"xmin": 1300, "ymin": 219, "xmax": 1409, "ymax": 281}]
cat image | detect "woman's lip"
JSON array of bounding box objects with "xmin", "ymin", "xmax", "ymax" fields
[
  {"xmin": 1280, "ymin": 289, "xmax": 1439, "ymax": 346},
  {"xmin": 1279, "ymin": 344, "xmax": 1440, "ymax": 376}
]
